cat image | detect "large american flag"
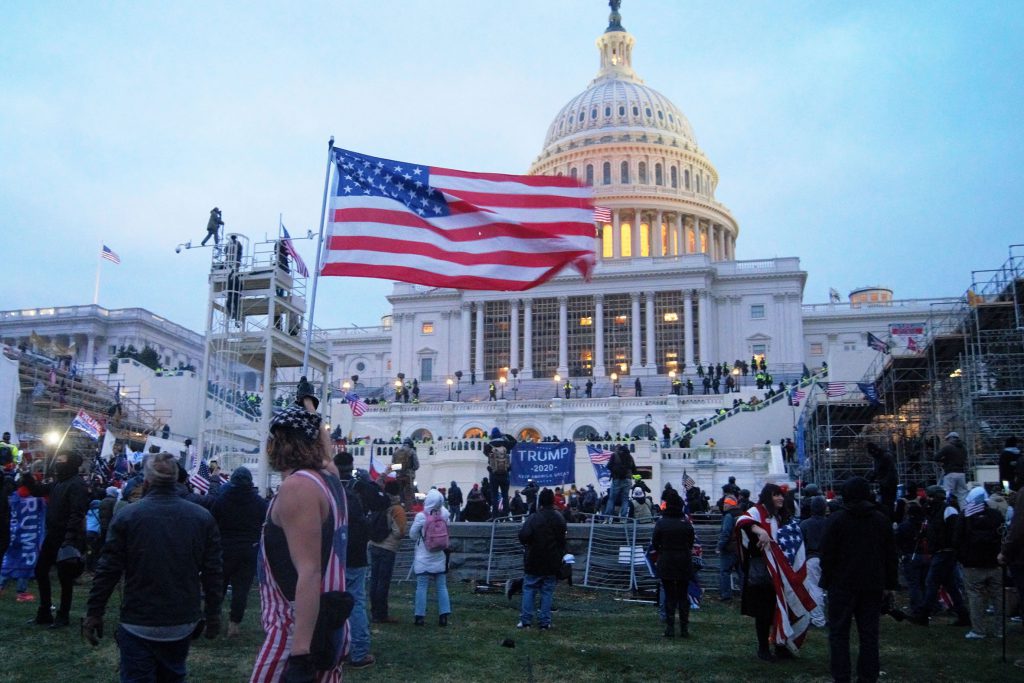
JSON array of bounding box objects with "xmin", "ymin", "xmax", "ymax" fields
[
  {"xmin": 345, "ymin": 392, "xmax": 368, "ymax": 417},
  {"xmin": 735, "ymin": 505, "xmax": 816, "ymax": 654},
  {"xmin": 281, "ymin": 226, "xmax": 309, "ymax": 277},
  {"xmin": 321, "ymin": 147, "xmax": 596, "ymax": 290},
  {"xmin": 189, "ymin": 460, "xmax": 211, "ymax": 495}
]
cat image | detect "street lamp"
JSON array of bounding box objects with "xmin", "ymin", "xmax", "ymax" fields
[
  {"xmin": 668, "ymin": 369, "xmax": 676, "ymax": 396},
  {"xmin": 610, "ymin": 372, "xmax": 618, "ymax": 397},
  {"xmin": 510, "ymin": 368, "xmax": 519, "ymax": 400},
  {"xmin": 455, "ymin": 370, "xmax": 463, "ymax": 401},
  {"xmin": 394, "ymin": 379, "xmax": 403, "ymax": 402},
  {"xmin": 499, "ymin": 375, "xmax": 506, "ymax": 399},
  {"xmin": 446, "ymin": 377, "xmax": 453, "ymax": 401},
  {"xmin": 645, "ymin": 413, "xmax": 653, "ymax": 440},
  {"xmin": 732, "ymin": 366, "xmax": 741, "ymax": 392},
  {"xmin": 553, "ymin": 374, "xmax": 561, "ymax": 398}
]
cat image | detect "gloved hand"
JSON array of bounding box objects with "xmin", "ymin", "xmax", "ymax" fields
[
  {"xmin": 204, "ymin": 614, "xmax": 221, "ymax": 640},
  {"xmin": 281, "ymin": 654, "xmax": 316, "ymax": 683},
  {"xmin": 82, "ymin": 615, "xmax": 104, "ymax": 646}
]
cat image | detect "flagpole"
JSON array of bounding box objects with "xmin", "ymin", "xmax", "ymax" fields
[
  {"xmin": 93, "ymin": 242, "xmax": 102, "ymax": 305},
  {"xmin": 302, "ymin": 136, "xmax": 335, "ymax": 379}
]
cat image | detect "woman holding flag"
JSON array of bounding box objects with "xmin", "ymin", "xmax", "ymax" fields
[{"xmin": 735, "ymin": 483, "xmax": 816, "ymax": 662}]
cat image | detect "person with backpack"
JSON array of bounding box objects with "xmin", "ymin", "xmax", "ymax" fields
[
  {"xmin": 368, "ymin": 479, "xmax": 406, "ymax": 624},
  {"xmin": 580, "ymin": 484, "xmax": 598, "ymax": 515},
  {"xmin": 485, "ymin": 433, "xmax": 514, "ymax": 519},
  {"xmin": 603, "ymin": 445, "xmax": 636, "ymax": 518},
  {"xmin": 955, "ymin": 486, "xmax": 1005, "ymax": 639},
  {"xmin": 409, "ymin": 489, "xmax": 451, "ymax": 626},
  {"xmin": 516, "ymin": 488, "xmax": 567, "ymax": 630}
]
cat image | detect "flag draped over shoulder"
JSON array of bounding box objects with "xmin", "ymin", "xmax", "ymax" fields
[
  {"xmin": 322, "ymin": 147, "xmax": 596, "ymax": 290},
  {"xmin": 734, "ymin": 504, "xmax": 816, "ymax": 654}
]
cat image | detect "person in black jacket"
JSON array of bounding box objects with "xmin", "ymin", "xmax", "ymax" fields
[
  {"xmin": 866, "ymin": 443, "xmax": 898, "ymax": 519},
  {"xmin": 516, "ymin": 488, "xmax": 567, "ymax": 629},
  {"xmin": 211, "ymin": 466, "xmax": 267, "ymax": 639},
  {"xmin": 651, "ymin": 490, "xmax": 695, "ymax": 638},
  {"xmin": 83, "ymin": 452, "xmax": 223, "ymax": 680},
  {"xmin": 956, "ymin": 486, "xmax": 1004, "ymax": 638},
  {"xmin": 24, "ymin": 451, "xmax": 90, "ymax": 628},
  {"xmin": 820, "ymin": 476, "xmax": 898, "ymax": 683},
  {"xmin": 447, "ymin": 480, "xmax": 463, "ymax": 522},
  {"xmin": 603, "ymin": 445, "xmax": 636, "ymax": 517}
]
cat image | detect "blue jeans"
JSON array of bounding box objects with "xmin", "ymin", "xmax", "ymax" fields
[
  {"xmin": 368, "ymin": 545, "xmax": 397, "ymax": 621},
  {"xmin": 719, "ymin": 552, "xmax": 739, "ymax": 600},
  {"xmin": 520, "ymin": 574, "xmax": 556, "ymax": 627},
  {"xmin": 116, "ymin": 625, "xmax": 190, "ymax": 683},
  {"xmin": 414, "ymin": 572, "xmax": 450, "ymax": 617},
  {"xmin": 902, "ymin": 554, "xmax": 928, "ymax": 616},
  {"xmin": 346, "ymin": 565, "xmax": 370, "ymax": 662},
  {"xmin": 603, "ymin": 478, "xmax": 631, "ymax": 517}
]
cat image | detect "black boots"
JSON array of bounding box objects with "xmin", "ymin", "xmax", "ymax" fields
[
  {"xmin": 48, "ymin": 613, "xmax": 70, "ymax": 630},
  {"xmin": 679, "ymin": 622, "xmax": 689, "ymax": 638},
  {"xmin": 414, "ymin": 616, "xmax": 425, "ymax": 626},
  {"xmin": 438, "ymin": 613, "xmax": 449, "ymax": 627},
  {"xmin": 29, "ymin": 606, "xmax": 53, "ymax": 625},
  {"xmin": 663, "ymin": 617, "xmax": 675, "ymax": 638}
]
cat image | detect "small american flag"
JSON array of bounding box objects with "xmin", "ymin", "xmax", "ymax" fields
[
  {"xmin": 593, "ymin": 206, "xmax": 612, "ymax": 223},
  {"xmin": 682, "ymin": 471, "xmax": 696, "ymax": 491},
  {"xmin": 345, "ymin": 392, "xmax": 368, "ymax": 417},
  {"xmin": 101, "ymin": 245, "xmax": 121, "ymax": 264},
  {"xmin": 281, "ymin": 226, "xmax": 309, "ymax": 277},
  {"xmin": 789, "ymin": 387, "xmax": 807, "ymax": 405},
  {"xmin": 189, "ymin": 460, "xmax": 211, "ymax": 495},
  {"xmin": 823, "ymin": 382, "xmax": 844, "ymax": 398}
]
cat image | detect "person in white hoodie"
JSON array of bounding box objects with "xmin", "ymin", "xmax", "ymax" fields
[{"xmin": 409, "ymin": 489, "xmax": 452, "ymax": 626}]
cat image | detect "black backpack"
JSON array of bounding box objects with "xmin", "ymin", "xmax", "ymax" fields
[{"xmin": 367, "ymin": 507, "xmax": 392, "ymax": 543}]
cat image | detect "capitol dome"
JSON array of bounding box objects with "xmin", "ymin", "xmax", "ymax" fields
[{"xmin": 529, "ymin": 2, "xmax": 739, "ymax": 263}]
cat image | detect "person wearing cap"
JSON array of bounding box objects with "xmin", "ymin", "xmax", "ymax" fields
[
  {"xmin": 250, "ymin": 405, "xmax": 349, "ymax": 682},
  {"xmin": 935, "ymin": 432, "xmax": 968, "ymax": 503},
  {"xmin": 516, "ymin": 488, "xmax": 567, "ymax": 630},
  {"xmin": 211, "ymin": 466, "xmax": 268, "ymax": 638},
  {"xmin": 651, "ymin": 489, "xmax": 695, "ymax": 638},
  {"xmin": 631, "ymin": 487, "xmax": 655, "ymax": 522},
  {"xmin": 716, "ymin": 495, "xmax": 742, "ymax": 602},
  {"xmin": 84, "ymin": 452, "xmax": 224, "ymax": 681}
]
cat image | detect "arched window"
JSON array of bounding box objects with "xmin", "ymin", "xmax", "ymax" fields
[
  {"xmin": 670, "ymin": 166, "xmax": 678, "ymax": 188},
  {"xmin": 602, "ymin": 162, "xmax": 612, "ymax": 185},
  {"xmin": 604, "ymin": 106, "xmax": 611, "ymax": 117},
  {"xmin": 578, "ymin": 111, "xmax": 585, "ymax": 122},
  {"xmin": 585, "ymin": 164, "xmax": 594, "ymax": 186},
  {"xmin": 619, "ymin": 105, "xmax": 625, "ymax": 116},
  {"xmin": 696, "ymin": 175, "xmax": 702, "ymax": 193},
  {"xmin": 573, "ymin": 425, "xmax": 600, "ymax": 441},
  {"xmin": 591, "ymin": 108, "xmax": 598, "ymax": 119},
  {"xmin": 620, "ymin": 161, "xmax": 630, "ymax": 184},
  {"xmin": 655, "ymin": 163, "xmax": 663, "ymax": 186},
  {"xmin": 684, "ymin": 169, "xmax": 691, "ymax": 189},
  {"xmin": 645, "ymin": 107, "xmax": 652, "ymax": 117},
  {"xmin": 570, "ymin": 167, "xmax": 578, "ymax": 179},
  {"xmin": 632, "ymin": 105, "xmax": 639, "ymax": 116},
  {"xmin": 638, "ymin": 162, "xmax": 647, "ymax": 184}
]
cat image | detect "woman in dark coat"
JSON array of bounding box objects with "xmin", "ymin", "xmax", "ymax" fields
[{"xmin": 650, "ymin": 490, "xmax": 695, "ymax": 638}]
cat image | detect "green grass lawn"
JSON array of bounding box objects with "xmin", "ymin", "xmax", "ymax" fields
[{"xmin": 0, "ymin": 578, "xmax": 1019, "ymax": 682}]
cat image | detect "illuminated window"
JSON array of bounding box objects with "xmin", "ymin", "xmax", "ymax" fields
[
  {"xmin": 602, "ymin": 224, "xmax": 613, "ymax": 258},
  {"xmin": 663, "ymin": 312, "xmax": 679, "ymax": 322},
  {"xmin": 640, "ymin": 223, "xmax": 650, "ymax": 257},
  {"xmin": 614, "ymin": 315, "xmax": 628, "ymax": 324},
  {"xmin": 687, "ymin": 227, "xmax": 696, "ymax": 253},
  {"xmin": 620, "ymin": 223, "xmax": 632, "ymax": 257},
  {"xmin": 750, "ymin": 304, "xmax": 765, "ymax": 319},
  {"xmin": 810, "ymin": 343, "xmax": 823, "ymax": 356},
  {"xmin": 421, "ymin": 322, "xmax": 434, "ymax": 335},
  {"xmin": 752, "ymin": 344, "xmax": 767, "ymax": 356},
  {"xmin": 660, "ymin": 223, "xmax": 669, "ymax": 256},
  {"xmin": 579, "ymin": 316, "xmax": 593, "ymax": 326}
]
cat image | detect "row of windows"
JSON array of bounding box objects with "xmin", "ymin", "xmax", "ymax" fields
[
  {"xmin": 560, "ymin": 104, "xmax": 676, "ymax": 134},
  {"xmin": 569, "ymin": 161, "xmax": 709, "ymax": 193}
]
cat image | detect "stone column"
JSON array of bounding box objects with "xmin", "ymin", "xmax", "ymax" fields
[
  {"xmin": 85, "ymin": 336, "xmax": 95, "ymax": 366},
  {"xmin": 630, "ymin": 292, "xmax": 642, "ymax": 372},
  {"xmin": 460, "ymin": 302, "xmax": 472, "ymax": 374},
  {"xmin": 474, "ymin": 302, "xmax": 485, "ymax": 379},
  {"xmin": 675, "ymin": 213, "xmax": 684, "ymax": 256},
  {"xmin": 697, "ymin": 290, "xmax": 709, "ymax": 364},
  {"xmin": 509, "ymin": 299, "xmax": 520, "ymax": 372},
  {"xmin": 522, "ymin": 299, "xmax": 534, "ymax": 378},
  {"xmin": 594, "ymin": 294, "xmax": 606, "ymax": 376},
  {"xmin": 683, "ymin": 290, "xmax": 694, "ymax": 368},
  {"xmin": 654, "ymin": 211, "xmax": 664, "ymax": 257},
  {"xmin": 644, "ymin": 291, "xmax": 656, "ymax": 371},
  {"xmin": 557, "ymin": 295, "xmax": 568, "ymax": 376},
  {"xmin": 631, "ymin": 209, "xmax": 641, "ymax": 258},
  {"xmin": 613, "ymin": 210, "xmax": 621, "ymax": 259}
]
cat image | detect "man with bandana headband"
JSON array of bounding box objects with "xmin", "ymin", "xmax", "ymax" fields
[{"xmin": 22, "ymin": 452, "xmax": 90, "ymax": 628}]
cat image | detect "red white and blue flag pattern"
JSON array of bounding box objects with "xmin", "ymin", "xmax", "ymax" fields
[
  {"xmin": 71, "ymin": 409, "xmax": 103, "ymax": 440},
  {"xmin": 586, "ymin": 444, "xmax": 612, "ymax": 491},
  {"xmin": 280, "ymin": 226, "xmax": 309, "ymax": 277},
  {"xmin": 322, "ymin": 147, "xmax": 596, "ymax": 291}
]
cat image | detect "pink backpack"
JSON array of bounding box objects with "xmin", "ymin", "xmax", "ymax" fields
[{"xmin": 423, "ymin": 510, "xmax": 449, "ymax": 552}]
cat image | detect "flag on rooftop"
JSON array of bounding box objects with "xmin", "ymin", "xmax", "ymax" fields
[
  {"xmin": 345, "ymin": 392, "xmax": 368, "ymax": 417},
  {"xmin": 281, "ymin": 226, "xmax": 309, "ymax": 277},
  {"xmin": 101, "ymin": 245, "xmax": 121, "ymax": 264},
  {"xmin": 321, "ymin": 147, "xmax": 596, "ymax": 291},
  {"xmin": 593, "ymin": 206, "xmax": 612, "ymax": 223},
  {"xmin": 867, "ymin": 332, "xmax": 890, "ymax": 354},
  {"xmin": 71, "ymin": 409, "xmax": 103, "ymax": 440}
]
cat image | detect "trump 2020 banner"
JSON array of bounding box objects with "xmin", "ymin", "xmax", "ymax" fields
[
  {"xmin": 1, "ymin": 494, "xmax": 46, "ymax": 579},
  {"xmin": 510, "ymin": 440, "xmax": 575, "ymax": 487}
]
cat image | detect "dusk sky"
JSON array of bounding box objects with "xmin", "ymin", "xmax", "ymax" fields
[{"xmin": 3, "ymin": 1, "xmax": 1021, "ymax": 333}]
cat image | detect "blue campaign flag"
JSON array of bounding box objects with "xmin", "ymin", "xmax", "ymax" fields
[
  {"xmin": 1, "ymin": 493, "xmax": 46, "ymax": 580},
  {"xmin": 796, "ymin": 414, "xmax": 806, "ymax": 466},
  {"xmin": 510, "ymin": 440, "xmax": 575, "ymax": 487},
  {"xmin": 586, "ymin": 444, "xmax": 612, "ymax": 491},
  {"xmin": 857, "ymin": 382, "xmax": 881, "ymax": 406}
]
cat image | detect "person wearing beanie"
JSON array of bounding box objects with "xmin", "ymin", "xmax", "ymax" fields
[
  {"xmin": 956, "ymin": 486, "xmax": 1004, "ymax": 639},
  {"xmin": 799, "ymin": 496, "xmax": 829, "ymax": 627},
  {"xmin": 651, "ymin": 490, "xmax": 695, "ymax": 638},
  {"xmin": 820, "ymin": 477, "xmax": 898, "ymax": 683},
  {"xmin": 446, "ymin": 480, "xmax": 463, "ymax": 522},
  {"xmin": 716, "ymin": 495, "xmax": 742, "ymax": 602},
  {"xmin": 84, "ymin": 452, "xmax": 223, "ymax": 680},
  {"xmin": 516, "ymin": 488, "xmax": 567, "ymax": 630},
  {"xmin": 210, "ymin": 466, "xmax": 268, "ymax": 638}
]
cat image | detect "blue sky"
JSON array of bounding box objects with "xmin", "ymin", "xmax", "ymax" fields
[{"xmin": 2, "ymin": 1, "xmax": 1021, "ymax": 332}]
